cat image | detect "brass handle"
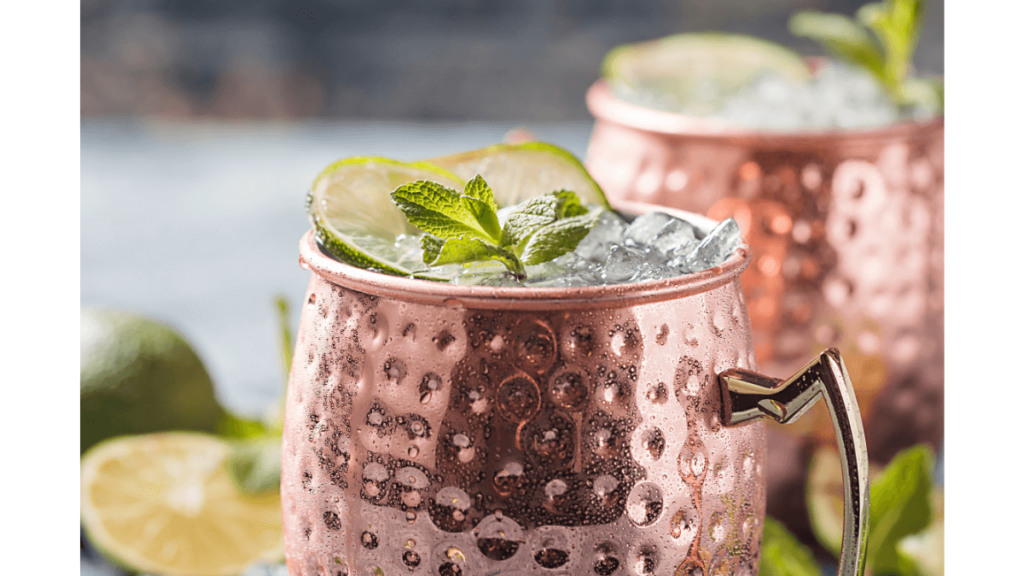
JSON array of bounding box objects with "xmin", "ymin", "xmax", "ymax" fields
[{"xmin": 718, "ymin": 348, "xmax": 869, "ymax": 576}]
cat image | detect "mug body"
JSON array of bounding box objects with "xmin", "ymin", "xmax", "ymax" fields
[
  {"xmin": 585, "ymin": 80, "xmax": 944, "ymax": 460},
  {"xmin": 282, "ymin": 212, "xmax": 767, "ymax": 576}
]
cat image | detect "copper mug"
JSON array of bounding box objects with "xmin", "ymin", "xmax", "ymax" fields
[
  {"xmin": 281, "ymin": 204, "xmax": 869, "ymax": 576},
  {"xmin": 584, "ymin": 79, "xmax": 943, "ymax": 465}
]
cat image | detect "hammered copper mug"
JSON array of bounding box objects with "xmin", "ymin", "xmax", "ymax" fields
[
  {"xmin": 585, "ymin": 79, "xmax": 944, "ymax": 463},
  {"xmin": 281, "ymin": 204, "xmax": 869, "ymax": 576}
]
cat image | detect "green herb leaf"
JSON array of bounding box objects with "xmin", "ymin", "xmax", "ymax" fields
[
  {"xmin": 520, "ymin": 210, "xmax": 602, "ymax": 266},
  {"xmin": 225, "ymin": 436, "xmax": 282, "ymax": 494},
  {"xmin": 462, "ymin": 174, "xmax": 499, "ymax": 215},
  {"xmin": 759, "ymin": 516, "xmax": 822, "ymax": 576},
  {"xmin": 391, "ymin": 180, "xmax": 502, "ymax": 243},
  {"xmin": 421, "ymin": 234, "xmax": 445, "ymax": 264},
  {"xmin": 866, "ymin": 445, "xmax": 935, "ymax": 575},
  {"xmin": 857, "ymin": 0, "xmax": 924, "ymax": 94},
  {"xmin": 789, "ymin": 11, "xmax": 887, "ymax": 81},
  {"xmin": 392, "ymin": 177, "xmax": 604, "ymax": 279},
  {"xmin": 426, "ymin": 237, "xmax": 525, "ymax": 277},
  {"xmin": 499, "ymin": 190, "xmax": 586, "ymax": 248}
]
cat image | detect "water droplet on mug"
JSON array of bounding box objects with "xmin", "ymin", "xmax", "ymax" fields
[
  {"xmin": 402, "ymin": 550, "xmax": 421, "ymax": 567},
  {"xmin": 439, "ymin": 562, "xmax": 463, "ymax": 576},
  {"xmin": 645, "ymin": 382, "xmax": 668, "ymax": 404},
  {"xmin": 549, "ymin": 368, "xmax": 589, "ymax": 410},
  {"xmin": 429, "ymin": 487, "xmax": 473, "ymax": 532},
  {"xmin": 477, "ymin": 533, "xmax": 520, "ymax": 560},
  {"xmin": 678, "ymin": 445, "xmax": 707, "ymax": 481},
  {"xmin": 535, "ymin": 548, "xmax": 570, "ymax": 568},
  {"xmin": 361, "ymin": 531, "xmax": 379, "ymax": 549},
  {"xmin": 634, "ymin": 427, "xmax": 664, "ymax": 464},
  {"xmin": 497, "ymin": 375, "xmax": 541, "ymax": 422},
  {"xmin": 515, "ymin": 324, "xmax": 556, "ymax": 374},
  {"xmin": 408, "ymin": 445, "xmax": 419, "ymax": 458},
  {"xmin": 656, "ymin": 324, "xmax": 670, "ymax": 346},
  {"xmin": 493, "ymin": 461, "xmax": 525, "ymax": 497},
  {"xmin": 593, "ymin": 543, "xmax": 620, "ymax": 575},
  {"xmin": 633, "ymin": 547, "xmax": 658, "ymax": 574},
  {"xmin": 626, "ymin": 482, "xmax": 663, "ymax": 526},
  {"xmin": 684, "ymin": 324, "xmax": 699, "ymax": 346},
  {"xmin": 383, "ymin": 358, "xmax": 407, "ymax": 383}
]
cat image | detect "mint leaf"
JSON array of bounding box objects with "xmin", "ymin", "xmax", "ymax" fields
[
  {"xmin": 857, "ymin": 0, "xmax": 923, "ymax": 93},
  {"xmin": 790, "ymin": 0, "xmax": 940, "ymax": 111},
  {"xmin": 759, "ymin": 516, "xmax": 821, "ymax": 576},
  {"xmin": 866, "ymin": 445, "xmax": 934, "ymax": 575},
  {"xmin": 391, "ymin": 180, "xmax": 501, "ymax": 243},
  {"xmin": 789, "ymin": 11, "xmax": 887, "ymax": 81},
  {"xmin": 392, "ymin": 177, "xmax": 604, "ymax": 280},
  {"xmin": 499, "ymin": 190, "xmax": 589, "ymax": 248},
  {"xmin": 421, "ymin": 234, "xmax": 445, "ymax": 264},
  {"xmin": 463, "ymin": 174, "xmax": 499, "ymax": 215},
  {"xmin": 426, "ymin": 237, "xmax": 525, "ymax": 277},
  {"xmin": 520, "ymin": 210, "xmax": 602, "ymax": 265},
  {"xmin": 225, "ymin": 436, "xmax": 282, "ymax": 494}
]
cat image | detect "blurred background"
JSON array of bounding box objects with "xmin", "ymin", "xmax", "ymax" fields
[{"xmin": 81, "ymin": 0, "xmax": 942, "ymax": 120}]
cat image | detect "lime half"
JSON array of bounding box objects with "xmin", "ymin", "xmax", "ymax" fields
[
  {"xmin": 81, "ymin": 433, "xmax": 284, "ymax": 576},
  {"xmin": 429, "ymin": 142, "xmax": 612, "ymax": 209},
  {"xmin": 603, "ymin": 33, "xmax": 811, "ymax": 115},
  {"xmin": 307, "ymin": 157, "xmax": 465, "ymax": 278},
  {"xmin": 308, "ymin": 143, "xmax": 610, "ymax": 279}
]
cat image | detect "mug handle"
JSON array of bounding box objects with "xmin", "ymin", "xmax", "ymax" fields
[{"xmin": 718, "ymin": 348, "xmax": 869, "ymax": 576}]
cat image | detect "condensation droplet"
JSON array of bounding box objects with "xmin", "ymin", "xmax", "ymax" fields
[
  {"xmin": 684, "ymin": 324, "xmax": 699, "ymax": 346},
  {"xmin": 549, "ymin": 369, "xmax": 589, "ymax": 410},
  {"xmin": 626, "ymin": 482, "xmax": 663, "ymax": 526},
  {"xmin": 656, "ymin": 324, "xmax": 670, "ymax": 346}
]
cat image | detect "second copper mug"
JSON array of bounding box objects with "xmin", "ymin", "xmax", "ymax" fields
[{"xmin": 281, "ymin": 203, "xmax": 869, "ymax": 576}]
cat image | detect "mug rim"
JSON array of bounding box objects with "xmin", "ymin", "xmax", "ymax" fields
[
  {"xmin": 586, "ymin": 79, "xmax": 945, "ymax": 144},
  {"xmin": 298, "ymin": 200, "xmax": 751, "ymax": 310}
]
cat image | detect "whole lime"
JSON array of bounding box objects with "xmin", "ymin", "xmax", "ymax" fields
[{"xmin": 81, "ymin": 308, "xmax": 226, "ymax": 454}]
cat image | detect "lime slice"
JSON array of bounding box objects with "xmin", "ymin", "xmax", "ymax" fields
[
  {"xmin": 429, "ymin": 142, "xmax": 612, "ymax": 209},
  {"xmin": 308, "ymin": 144, "xmax": 610, "ymax": 280},
  {"xmin": 602, "ymin": 33, "xmax": 811, "ymax": 115},
  {"xmin": 806, "ymin": 447, "xmax": 845, "ymax": 557},
  {"xmin": 806, "ymin": 447, "xmax": 883, "ymax": 558},
  {"xmin": 81, "ymin": 433, "xmax": 284, "ymax": 576},
  {"xmin": 307, "ymin": 156, "xmax": 466, "ymax": 278}
]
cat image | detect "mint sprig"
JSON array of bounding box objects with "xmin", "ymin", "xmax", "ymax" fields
[
  {"xmin": 759, "ymin": 516, "xmax": 822, "ymax": 576},
  {"xmin": 790, "ymin": 0, "xmax": 942, "ymax": 111},
  {"xmin": 865, "ymin": 445, "xmax": 935, "ymax": 575},
  {"xmin": 391, "ymin": 175, "xmax": 602, "ymax": 280}
]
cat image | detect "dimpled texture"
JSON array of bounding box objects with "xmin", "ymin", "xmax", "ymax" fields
[{"xmin": 281, "ymin": 273, "xmax": 766, "ymax": 576}]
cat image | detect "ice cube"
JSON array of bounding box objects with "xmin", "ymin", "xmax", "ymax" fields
[
  {"xmin": 632, "ymin": 265, "xmax": 681, "ymax": 282},
  {"xmin": 680, "ymin": 218, "xmax": 743, "ymax": 272},
  {"xmin": 575, "ymin": 211, "xmax": 627, "ymax": 262},
  {"xmin": 601, "ymin": 245, "xmax": 649, "ymax": 283},
  {"xmin": 526, "ymin": 272, "xmax": 600, "ymax": 287},
  {"xmin": 650, "ymin": 218, "xmax": 698, "ymax": 256},
  {"xmin": 624, "ymin": 212, "xmax": 674, "ymax": 247}
]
